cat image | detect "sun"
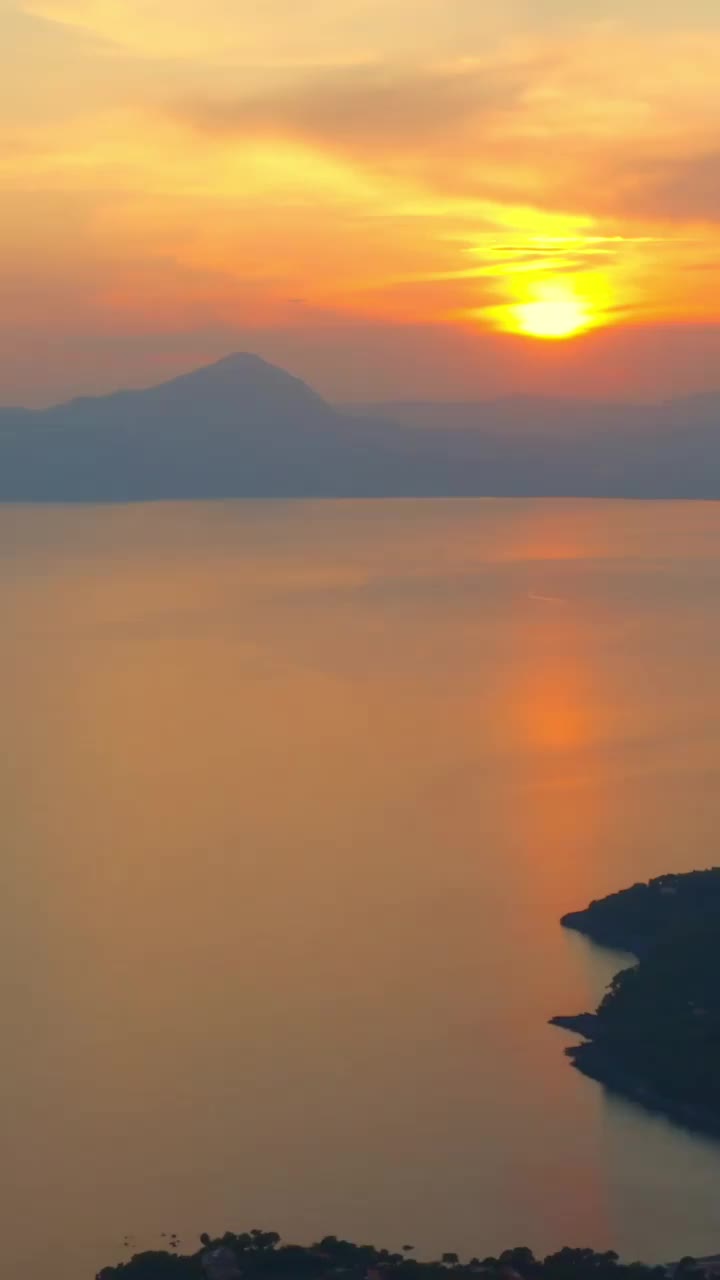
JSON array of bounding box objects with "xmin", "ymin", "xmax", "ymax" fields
[
  {"xmin": 512, "ymin": 296, "xmax": 591, "ymax": 340},
  {"xmin": 484, "ymin": 275, "xmax": 611, "ymax": 342}
]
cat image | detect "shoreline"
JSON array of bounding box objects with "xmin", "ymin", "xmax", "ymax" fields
[
  {"xmin": 550, "ymin": 1014, "xmax": 720, "ymax": 1141},
  {"xmin": 560, "ymin": 911, "xmax": 648, "ymax": 959},
  {"xmin": 552, "ymin": 899, "xmax": 720, "ymax": 1143}
]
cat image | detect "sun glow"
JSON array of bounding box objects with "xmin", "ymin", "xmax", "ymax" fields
[
  {"xmin": 486, "ymin": 273, "xmax": 613, "ymax": 342},
  {"xmin": 513, "ymin": 295, "xmax": 592, "ymax": 340}
]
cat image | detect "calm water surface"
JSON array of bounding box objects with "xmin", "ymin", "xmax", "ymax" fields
[{"xmin": 3, "ymin": 499, "xmax": 720, "ymax": 1279}]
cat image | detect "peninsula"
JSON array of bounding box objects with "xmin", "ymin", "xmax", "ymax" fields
[{"xmin": 552, "ymin": 868, "xmax": 720, "ymax": 1134}]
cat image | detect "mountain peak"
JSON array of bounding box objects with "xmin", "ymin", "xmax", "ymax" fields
[
  {"xmin": 158, "ymin": 352, "xmax": 328, "ymax": 408},
  {"xmin": 195, "ymin": 352, "xmax": 291, "ymax": 379},
  {"xmin": 206, "ymin": 352, "xmax": 279, "ymax": 371}
]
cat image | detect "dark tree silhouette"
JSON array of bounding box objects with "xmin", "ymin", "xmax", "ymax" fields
[{"xmin": 95, "ymin": 1230, "xmax": 687, "ymax": 1280}]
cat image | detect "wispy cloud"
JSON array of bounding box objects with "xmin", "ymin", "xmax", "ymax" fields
[
  {"xmin": 175, "ymin": 60, "xmax": 532, "ymax": 152},
  {"xmin": 5, "ymin": 0, "xmax": 720, "ymax": 402}
]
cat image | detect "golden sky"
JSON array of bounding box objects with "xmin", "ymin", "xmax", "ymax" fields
[{"xmin": 4, "ymin": 0, "xmax": 720, "ymax": 403}]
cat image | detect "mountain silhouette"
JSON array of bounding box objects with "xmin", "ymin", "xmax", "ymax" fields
[
  {"xmin": 1, "ymin": 353, "xmax": 719, "ymax": 499},
  {"xmin": 60, "ymin": 353, "xmax": 330, "ymax": 418},
  {"xmin": 0, "ymin": 354, "xmax": 399, "ymax": 500}
]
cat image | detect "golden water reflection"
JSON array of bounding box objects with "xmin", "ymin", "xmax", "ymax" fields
[{"xmin": 2, "ymin": 500, "xmax": 720, "ymax": 1279}]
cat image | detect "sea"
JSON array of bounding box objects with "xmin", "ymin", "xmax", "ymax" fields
[{"xmin": 3, "ymin": 498, "xmax": 720, "ymax": 1280}]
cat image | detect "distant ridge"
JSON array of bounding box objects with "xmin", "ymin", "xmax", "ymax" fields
[
  {"xmin": 43, "ymin": 353, "xmax": 330, "ymax": 417},
  {"xmin": 1, "ymin": 352, "xmax": 720, "ymax": 500}
]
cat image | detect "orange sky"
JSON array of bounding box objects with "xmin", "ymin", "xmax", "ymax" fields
[{"xmin": 4, "ymin": 0, "xmax": 720, "ymax": 404}]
